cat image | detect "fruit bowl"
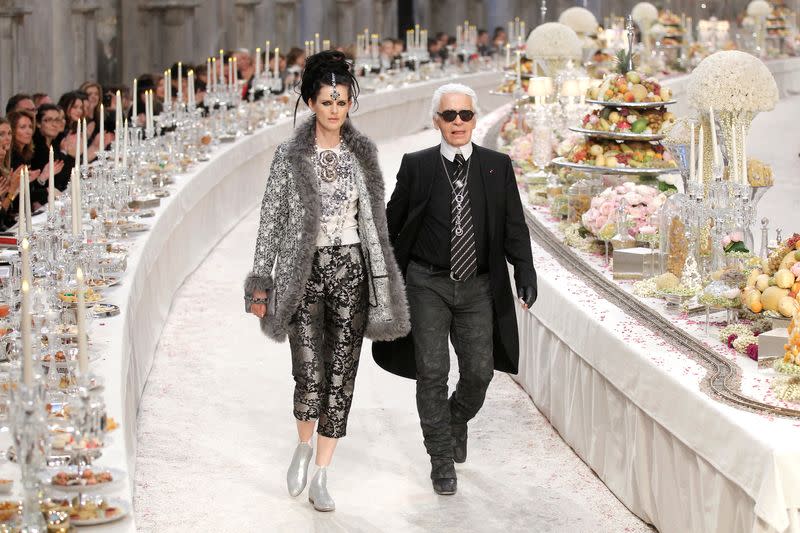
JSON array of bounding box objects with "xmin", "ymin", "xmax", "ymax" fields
[
  {"xmin": 569, "ymin": 127, "xmax": 665, "ymax": 141},
  {"xmin": 586, "ymin": 99, "xmax": 677, "ymax": 108},
  {"xmin": 552, "ymin": 157, "xmax": 680, "ymax": 176}
]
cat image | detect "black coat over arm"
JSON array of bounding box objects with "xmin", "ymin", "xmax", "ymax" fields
[{"xmin": 372, "ymin": 143, "xmax": 537, "ymax": 379}]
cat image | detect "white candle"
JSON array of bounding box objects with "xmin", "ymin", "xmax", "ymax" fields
[
  {"xmin": 273, "ymin": 47, "xmax": 279, "ymax": 78},
  {"xmin": 208, "ymin": 58, "xmax": 214, "ymax": 89},
  {"xmin": 520, "ymin": 21, "xmax": 526, "ymax": 41},
  {"xmin": 75, "ymin": 267, "xmax": 89, "ymax": 375},
  {"xmin": 71, "ymin": 168, "xmax": 79, "ymax": 236},
  {"xmin": 255, "ymin": 47, "xmax": 261, "ymax": 79},
  {"xmin": 188, "ymin": 70, "xmax": 195, "ymax": 108},
  {"xmin": 709, "ymin": 107, "xmax": 719, "ymax": 167},
  {"xmin": 178, "ymin": 62, "xmax": 183, "ymax": 103},
  {"xmin": 689, "ymin": 123, "xmax": 696, "ymax": 185},
  {"xmin": 24, "ymin": 167, "xmax": 31, "ymax": 234},
  {"xmin": 505, "ymin": 44, "xmax": 511, "ymax": 66},
  {"xmin": 99, "ymin": 103, "xmax": 104, "ymax": 152},
  {"xmin": 48, "ymin": 146, "xmax": 55, "ymax": 212},
  {"xmin": 132, "ymin": 80, "xmax": 137, "ymax": 123},
  {"xmin": 75, "ymin": 118, "xmax": 81, "ymax": 168},
  {"xmin": 122, "ymin": 119, "xmax": 128, "ymax": 169},
  {"xmin": 20, "ymin": 239, "xmax": 32, "ymax": 387},
  {"xmin": 741, "ymin": 124, "xmax": 748, "ymax": 186},
  {"xmin": 17, "ymin": 166, "xmax": 25, "ymax": 240},
  {"xmin": 219, "ymin": 49, "xmax": 225, "ymax": 83},
  {"xmin": 697, "ymin": 125, "xmax": 705, "ymax": 184},
  {"xmin": 82, "ymin": 118, "xmax": 88, "ymax": 167},
  {"xmin": 415, "ymin": 24, "xmax": 420, "ymax": 49},
  {"xmin": 75, "ymin": 166, "xmax": 81, "ymax": 233},
  {"xmin": 315, "ymin": 33, "xmax": 320, "ymax": 54},
  {"xmin": 164, "ymin": 70, "xmax": 171, "ymax": 107},
  {"xmin": 323, "ymin": 39, "xmax": 330, "ymax": 50},
  {"xmin": 265, "ymin": 41, "xmax": 271, "ymax": 74},
  {"xmin": 731, "ymin": 126, "xmax": 738, "ymax": 183}
]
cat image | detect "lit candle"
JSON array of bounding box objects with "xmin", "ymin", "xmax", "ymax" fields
[
  {"xmin": 273, "ymin": 47, "xmax": 279, "ymax": 78},
  {"xmin": 709, "ymin": 107, "xmax": 719, "ymax": 167},
  {"xmin": 75, "ymin": 267, "xmax": 89, "ymax": 375},
  {"xmin": 20, "ymin": 238, "xmax": 32, "ymax": 387},
  {"xmin": 415, "ymin": 24, "xmax": 420, "ymax": 49},
  {"xmin": 219, "ymin": 49, "xmax": 225, "ymax": 84},
  {"xmin": 697, "ymin": 124, "xmax": 705, "ymax": 184},
  {"xmin": 508, "ymin": 21, "xmax": 514, "ymax": 43},
  {"xmin": 71, "ymin": 168, "xmax": 79, "ymax": 236},
  {"xmin": 99, "ymin": 103, "xmax": 104, "ymax": 152},
  {"xmin": 122, "ymin": 119, "xmax": 128, "ymax": 170},
  {"xmin": 48, "ymin": 146, "xmax": 55, "ymax": 212},
  {"xmin": 164, "ymin": 70, "xmax": 171, "ymax": 107},
  {"xmin": 75, "ymin": 117, "xmax": 81, "ymax": 167},
  {"xmin": 741, "ymin": 124, "xmax": 748, "ymax": 186},
  {"xmin": 17, "ymin": 166, "xmax": 25, "ymax": 239},
  {"xmin": 689, "ymin": 122, "xmax": 696, "ymax": 185},
  {"xmin": 315, "ymin": 33, "xmax": 320, "ymax": 54},
  {"xmin": 177, "ymin": 61, "xmax": 183, "ymax": 103},
  {"xmin": 82, "ymin": 118, "xmax": 88, "ymax": 167},
  {"xmin": 132, "ymin": 79, "xmax": 137, "ymax": 123},
  {"xmin": 255, "ymin": 47, "xmax": 261, "ymax": 78}
]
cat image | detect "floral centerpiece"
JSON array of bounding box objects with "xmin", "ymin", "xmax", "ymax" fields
[
  {"xmin": 632, "ymin": 2, "xmax": 659, "ymax": 28},
  {"xmin": 687, "ymin": 50, "xmax": 779, "ymax": 183},
  {"xmin": 747, "ymin": 0, "xmax": 772, "ymax": 17},
  {"xmin": 558, "ymin": 7, "xmax": 598, "ymax": 36},
  {"xmin": 526, "ymin": 22, "xmax": 582, "ymax": 76},
  {"xmin": 581, "ymin": 182, "xmax": 666, "ymax": 238}
]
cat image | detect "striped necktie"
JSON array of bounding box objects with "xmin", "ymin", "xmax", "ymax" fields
[{"xmin": 450, "ymin": 152, "xmax": 477, "ymax": 280}]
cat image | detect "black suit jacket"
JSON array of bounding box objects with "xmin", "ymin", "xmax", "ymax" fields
[{"xmin": 372, "ymin": 143, "xmax": 537, "ymax": 379}]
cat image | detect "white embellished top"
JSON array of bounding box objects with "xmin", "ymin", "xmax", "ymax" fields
[{"xmin": 314, "ymin": 144, "xmax": 360, "ymax": 247}]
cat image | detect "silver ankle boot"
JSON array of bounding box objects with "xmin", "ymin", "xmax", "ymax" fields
[
  {"xmin": 308, "ymin": 467, "xmax": 335, "ymax": 512},
  {"xmin": 286, "ymin": 442, "xmax": 313, "ymax": 497}
]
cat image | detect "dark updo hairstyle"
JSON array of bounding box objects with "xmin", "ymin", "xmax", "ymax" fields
[{"xmin": 294, "ymin": 50, "xmax": 359, "ymax": 126}]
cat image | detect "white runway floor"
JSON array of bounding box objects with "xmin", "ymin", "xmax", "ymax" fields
[{"xmin": 132, "ymin": 127, "xmax": 663, "ymax": 532}]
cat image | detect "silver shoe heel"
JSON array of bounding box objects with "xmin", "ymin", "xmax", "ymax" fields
[
  {"xmin": 286, "ymin": 442, "xmax": 313, "ymax": 497},
  {"xmin": 308, "ymin": 467, "xmax": 335, "ymax": 512}
]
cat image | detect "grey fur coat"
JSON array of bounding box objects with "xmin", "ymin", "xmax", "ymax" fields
[{"xmin": 244, "ymin": 117, "xmax": 410, "ymax": 342}]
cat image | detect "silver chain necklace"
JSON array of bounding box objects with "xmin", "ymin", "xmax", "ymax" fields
[
  {"xmin": 316, "ymin": 137, "xmax": 341, "ymax": 182},
  {"xmin": 440, "ymin": 154, "xmax": 471, "ymax": 237}
]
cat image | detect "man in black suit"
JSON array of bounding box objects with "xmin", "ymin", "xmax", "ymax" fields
[{"xmin": 373, "ymin": 84, "xmax": 537, "ymax": 495}]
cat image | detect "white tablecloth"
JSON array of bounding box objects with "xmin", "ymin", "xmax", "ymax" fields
[
  {"xmin": 26, "ymin": 70, "xmax": 506, "ymax": 531},
  {"xmin": 474, "ymin": 56, "xmax": 800, "ymax": 533}
]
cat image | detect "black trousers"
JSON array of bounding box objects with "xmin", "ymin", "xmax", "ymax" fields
[{"xmin": 405, "ymin": 260, "xmax": 494, "ymax": 479}]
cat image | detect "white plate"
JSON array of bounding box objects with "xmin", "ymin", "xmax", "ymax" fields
[
  {"xmin": 552, "ymin": 157, "xmax": 680, "ymax": 175},
  {"xmin": 586, "ymin": 99, "xmax": 677, "ymax": 108},
  {"xmin": 569, "ymin": 126, "xmax": 666, "ymax": 141},
  {"xmin": 42, "ymin": 466, "xmax": 125, "ymax": 494},
  {"xmin": 65, "ymin": 497, "xmax": 130, "ymax": 526}
]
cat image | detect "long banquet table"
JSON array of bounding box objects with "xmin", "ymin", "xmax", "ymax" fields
[
  {"xmin": 473, "ymin": 58, "xmax": 800, "ymax": 533},
  {"xmin": 0, "ymin": 70, "xmax": 505, "ymax": 531}
]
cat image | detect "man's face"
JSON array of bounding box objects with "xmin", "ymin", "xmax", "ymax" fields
[
  {"xmin": 15, "ymin": 99, "xmax": 35, "ymax": 114},
  {"xmin": 434, "ymin": 92, "xmax": 475, "ymax": 148},
  {"xmin": 380, "ymin": 41, "xmax": 394, "ymax": 56}
]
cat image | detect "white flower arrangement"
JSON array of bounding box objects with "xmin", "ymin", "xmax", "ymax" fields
[
  {"xmin": 687, "ymin": 50, "xmax": 779, "ymax": 113},
  {"xmin": 632, "ymin": 2, "xmax": 659, "ymax": 26},
  {"xmin": 526, "ymin": 22, "xmax": 582, "ymax": 59},
  {"xmin": 747, "ymin": 0, "xmax": 772, "ymax": 17},
  {"xmin": 657, "ymin": 173, "xmax": 681, "ymax": 188},
  {"xmin": 558, "ymin": 7, "xmax": 598, "ymax": 35}
]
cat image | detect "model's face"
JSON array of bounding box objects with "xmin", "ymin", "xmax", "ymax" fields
[
  {"xmin": 68, "ymin": 100, "xmax": 84, "ymax": 122},
  {"xmin": 309, "ymin": 84, "xmax": 351, "ymax": 134},
  {"xmin": 14, "ymin": 116, "xmax": 34, "ymax": 146},
  {"xmin": 39, "ymin": 110, "xmax": 63, "ymax": 139},
  {"xmin": 0, "ymin": 124, "xmax": 11, "ymax": 156},
  {"xmin": 434, "ymin": 92, "xmax": 476, "ymax": 148}
]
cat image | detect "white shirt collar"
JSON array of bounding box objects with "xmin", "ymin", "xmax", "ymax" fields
[{"xmin": 440, "ymin": 139, "xmax": 473, "ymax": 162}]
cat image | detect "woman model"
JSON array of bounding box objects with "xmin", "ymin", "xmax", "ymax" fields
[{"xmin": 244, "ymin": 50, "xmax": 409, "ymax": 512}]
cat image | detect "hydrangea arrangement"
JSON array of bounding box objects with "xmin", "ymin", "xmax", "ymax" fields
[
  {"xmin": 747, "ymin": 0, "xmax": 772, "ymax": 17},
  {"xmin": 687, "ymin": 51, "xmax": 779, "ymax": 114},
  {"xmin": 526, "ymin": 22, "xmax": 582, "ymax": 60},
  {"xmin": 558, "ymin": 7, "xmax": 598, "ymax": 35},
  {"xmin": 581, "ymin": 182, "xmax": 666, "ymax": 237},
  {"xmin": 632, "ymin": 2, "xmax": 659, "ymax": 26}
]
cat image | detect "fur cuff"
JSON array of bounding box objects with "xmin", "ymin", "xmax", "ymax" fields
[{"xmin": 244, "ymin": 272, "xmax": 274, "ymax": 296}]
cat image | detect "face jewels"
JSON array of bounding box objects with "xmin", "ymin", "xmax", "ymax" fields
[{"xmin": 330, "ymin": 73, "xmax": 340, "ymax": 101}]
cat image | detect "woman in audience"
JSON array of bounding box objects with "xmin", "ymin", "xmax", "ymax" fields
[
  {"xmin": 79, "ymin": 82, "xmax": 103, "ymax": 135},
  {"xmin": 0, "ymin": 118, "xmax": 22, "ymax": 228},
  {"xmin": 6, "ymin": 111, "xmax": 47, "ymax": 209},
  {"xmin": 31, "ymin": 104, "xmax": 69, "ymax": 191}
]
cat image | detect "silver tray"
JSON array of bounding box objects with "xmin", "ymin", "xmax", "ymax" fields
[
  {"xmin": 586, "ymin": 99, "xmax": 677, "ymax": 108},
  {"xmin": 569, "ymin": 126, "xmax": 665, "ymax": 141},
  {"xmin": 552, "ymin": 157, "xmax": 680, "ymax": 175}
]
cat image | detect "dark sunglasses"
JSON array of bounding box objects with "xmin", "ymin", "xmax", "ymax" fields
[{"xmin": 437, "ymin": 109, "xmax": 475, "ymax": 122}]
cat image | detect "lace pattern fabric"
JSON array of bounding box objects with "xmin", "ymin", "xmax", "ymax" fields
[{"xmin": 315, "ymin": 145, "xmax": 360, "ymax": 247}]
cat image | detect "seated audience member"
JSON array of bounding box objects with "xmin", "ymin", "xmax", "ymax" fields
[
  {"xmin": 0, "ymin": 117, "xmax": 21, "ymax": 228},
  {"xmin": 6, "ymin": 110, "xmax": 47, "ymax": 209},
  {"xmin": 478, "ymin": 30, "xmax": 493, "ymax": 56},
  {"xmin": 380, "ymin": 38, "xmax": 396, "ymax": 70},
  {"xmin": 33, "ymin": 93, "xmax": 52, "ymax": 108},
  {"xmin": 31, "ymin": 104, "xmax": 70, "ymax": 191},
  {"xmin": 5, "ymin": 94, "xmax": 35, "ymax": 115}
]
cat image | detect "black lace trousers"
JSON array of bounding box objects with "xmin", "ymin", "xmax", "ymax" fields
[{"xmin": 288, "ymin": 245, "xmax": 368, "ymax": 438}]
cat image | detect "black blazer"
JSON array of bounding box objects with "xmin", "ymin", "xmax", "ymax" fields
[{"xmin": 372, "ymin": 143, "xmax": 537, "ymax": 379}]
